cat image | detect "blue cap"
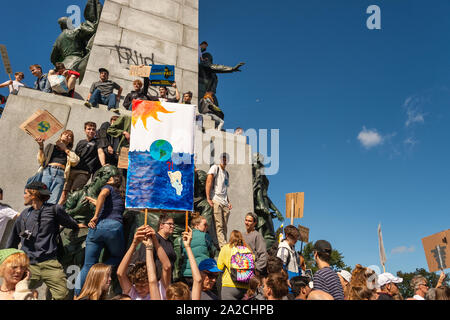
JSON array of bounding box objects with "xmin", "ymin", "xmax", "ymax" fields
[{"xmin": 198, "ymin": 258, "xmax": 222, "ymax": 273}]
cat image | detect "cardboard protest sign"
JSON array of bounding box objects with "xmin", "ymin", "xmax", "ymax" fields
[
  {"xmin": 298, "ymin": 225, "xmax": 309, "ymax": 243},
  {"xmin": 286, "ymin": 192, "xmax": 304, "ymax": 218},
  {"xmin": 421, "ymin": 229, "xmax": 449, "ymax": 272},
  {"xmin": 149, "ymin": 65, "xmax": 175, "ymax": 86},
  {"xmin": 117, "ymin": 147, "xmax": 129, "ymax": 169},
  {"xmin": 129, "ymin": 65, "xmax": 151, "ymax": 78},
  {"xmin": 19, "ymin": 109, "xmax": 63, "ymax": 140},
  {"xmin": 0, "ymin": 44, "xmax": 12, "ymax": 75}
]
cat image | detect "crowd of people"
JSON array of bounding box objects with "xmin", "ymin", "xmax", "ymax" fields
[{"xmin": 0, "ymin": 46, "xmax": 449, "ymax": 301}]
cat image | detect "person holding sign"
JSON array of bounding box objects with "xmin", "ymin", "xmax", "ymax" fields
[
  {"xmin": 0, "ymin": 72, "xmax": 25, "ymax": 94},
  {"xmin": 48, "ymin": 63, "xmax": 79, "ymax": 98},
  {"xmin": 158, "ymin": 82, "xmax": 180, "ymax": 103}
]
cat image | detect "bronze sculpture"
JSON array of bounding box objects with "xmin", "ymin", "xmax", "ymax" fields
[
  {"xmin": 50, "ymin": 0, "xmax": 102, "ymax": 83},
  {"xmin": 252, "ymin": 153, "xmax": 284, "ymax": 249}
]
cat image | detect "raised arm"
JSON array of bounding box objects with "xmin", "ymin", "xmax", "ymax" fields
[
  {"xmin": 143, "ymin": 238, "xmax": 161, "ymax": 300},
  {"xmin": 149, "ymin": 227, "xmax": 172, "ymax": 290},
  {"xmin": 117, "ymin": 226, "xmax": 148, "ymax": 295},
  {"xmin": 182, "ymin": 227, "xmax": 201, "ymax": 300}
]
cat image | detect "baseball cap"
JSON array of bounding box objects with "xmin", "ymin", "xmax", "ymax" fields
[
  {"xmin": 0, "ymin": 248, "xmax": 25, "ymax": 265},
  {"xmin": 313, "ymin": 240, "xmax": 332, "ymax": 254},
  {"xmin": 198, "ymin": 258, "xmax": 222, "ymax": 273},
  {"xmin": 337, "ymin": 270, "xmax": 352, "ymax": 283},
  {"xmin": 99, "ymin": 68, "xmax": 109, "ymax": 75},
  {"xmin": 377, "ymin": 272, "xmax": 403, "ymax": 287},
  {"xmin": 25, "ymin": 181, "xmax": 51, "ymax": 195}
]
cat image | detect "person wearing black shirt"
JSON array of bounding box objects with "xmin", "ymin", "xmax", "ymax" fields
[
  {"xmin": 7, "ymin": 182, "xmax": 82, "ymax": 300},
  {"xmin": 122, "ymin": 77, "xmax": 158, "ymax": 110},
  {"xmin": 60, "ymin": 122, "xmax": 102, "ymax": 204},
  {"xmin": 157, "ymin": 82, "xmax": 180, "ymax": 103},
  {"xmin": 97, "ymin": 116, "xmax": 120, "ymax": 167}
]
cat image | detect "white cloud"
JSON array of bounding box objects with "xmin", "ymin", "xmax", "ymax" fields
[
  {"xmin": 357, "ymin": 127, "xmax": 383, "ymax": 149},
  {"xmin": 404, "ymin": 137, "xmax": 418, "ymax": 146},
  {"xmin": 405, "ymin": 109, "xmax": 425, "ymax": 127},
  {"xmin": 391, "ymin": 246, "xmax": 415, "ymax": 255}
]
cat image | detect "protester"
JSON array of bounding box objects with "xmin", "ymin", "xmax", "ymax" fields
[
  {"xmin": 312, "ymin": 240, "xmax": 345, "ymax": 300},
  {"xmin": 74, "ymin": 263, "xmax": 112, "ymax": 300},
  {"xmin": 425, "ymin": 287, "xmax": 436, "ymax": 300},
  {"xmin": 337, "ymin": 269, "xmax": 352, "ymax": 299},
  {"xmin": 123, "ymin": 76, "xmax": 156, "ymax": 110},
  {"xmin": 289, "ymin": 275, "xmax": 313, "ymax": 300},
  {"xmin": 29, "ymin": 64, "xmax": 51, "ymax": 93},
  {"xmin": 158, "ymin": 82, "xmax": 180, "ymax": 103},
  {"xmin": 60, "ymin": 121, "xmax": 102, "ymax": 204},
  {"xmin": 36, "ymin": 130, "xmax": 79, "ymax": 205},
  {"xmin": 276, "ymin": 225, "xmax": 301, "ymax": 279},
  {"xmin": 7, "ymin": 182, "xmax": 81, "ymax": 300},
  {"xmin": 75, "ymin": 174, "xmax": 125, "ymax": 296},
  {"xmin": 106, "ymin": 114, "xmax": 131, "ymax": 181},
  {"xmin": 217, "ymin": 230, "xmax": 254, "ymax": 300},
  {"xmin": 0, "ymin": 72, "xmax": 25, "ymax": 94},
  {"xmin": 435, "ymin": 285, "xmax": 450, "ymax": 300},
  {"xmin": 307, "ymin": 289, "xmax": 334, "ymax": 300},
  {"xmin": 408, "ymin": 275, "xmax": 429, "ymax": 300},
  {"xmin": 347, "ymin": 264, "xmax": 377, "ymax": 300},
  {"xmin": 48, "ymin": 62, "xmax": 79, "ymax": 97},
  {"xmin": 180, "ymin": 215, "xmax": 216, "ymax": 285},
  {"xmin": 242, "ymin": 212, "xmax": 267, "ymax": 276},
  {"xmin": 266, "ymin": 256, "xmax": 284, "ymax": 274},
  {"xmin": 262, "ymin": 271, "xmax": 289, "ymax": 300},
  {"xmin": 242, "ymin": 275, "xmax": 262, "ymax": 300},
  {"xmin": 0, "ymin": 188, "xmax": 20, "ymax": 243},
  {"xmin": 376, "ymin": 272, "xmax": 403, "ymax": 300},
  {"xmin": 117, "ymin": 225, "xmax": 153, "ymax": 300},
  {"xmin": 0, "ymin": 249, "xmax": 36, "ymax": 300},
  {"xmin": 150, "ymin": 227, "xmax": 202, "ymax": 300},
  {"xmin": 97, "ymin": 116, "xmax": 120, "ymax": 167},
  {"xmin": 206, "ymin": 153, "xmax": 232, "ymax": 249},
  {"xmin": 198, "ymin": 258, "xmax": 221, "ymax": 300},
  {"xmin": 85, "ymin": 68, "xmax": 122, "ymax": 111},
  {"xmin": 182, "ymin": 91, "xmax": 193, "ymax": 104}
]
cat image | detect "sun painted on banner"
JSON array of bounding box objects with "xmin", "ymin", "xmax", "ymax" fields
[{"xmin": 126, "ymin": 100, "xmax": 196, "ymax": 211}]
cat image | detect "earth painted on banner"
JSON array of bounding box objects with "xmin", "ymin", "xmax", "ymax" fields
[{"xmin": 150, "ymin": 139, "xmax": 173, "ymax": 161}]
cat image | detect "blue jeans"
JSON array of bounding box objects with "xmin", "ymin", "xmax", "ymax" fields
[
  {"xmin": 89, "ymin": 89, "xmax": 117, "ymax": 110},
  {"xmin": 41, "ymin": 166, "xmax": 65, "ymax": 204},
  {"xmin": 75, "ymin": 219, "xmax": 125, "ymax": 295}
]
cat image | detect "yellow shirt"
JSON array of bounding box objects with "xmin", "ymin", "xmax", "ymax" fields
[{"xmin": 217, "ymin": 244, "xmax": 252, "ymax": 289}]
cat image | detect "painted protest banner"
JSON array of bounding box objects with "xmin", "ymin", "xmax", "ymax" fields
[
  {"xmin": 0, "ymin": 44, "xmax": 12, "ymax": 75},
  {"xmin": 19, "ymin": 109, "xmax": 63, "ymax": 140},
  {"xmin": 126, "ymin": 100, "xmax": 195, "ymax": 211},
  {"xmin": 149, "ymin": 65, "xmax": 175, "ymax": 86},
  {"xmin": 422, "ymin": 229, "xmax": 449, "ymax": 272}
]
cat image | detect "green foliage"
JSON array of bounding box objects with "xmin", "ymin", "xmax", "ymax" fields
[
  {"xmin": 395, "ymin": 268, "xmax": 450, "ymax": 299},
  {"xmin": 301, "ymin": 242, "xmax": 351, "ymax": 274}
]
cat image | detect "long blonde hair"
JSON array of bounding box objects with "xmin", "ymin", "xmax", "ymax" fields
[
  {"xmin": 228, "ymin": 230, "xmax": 249, "ymax": 249},
  {"xmin": 75, "ymin": 263, "xmax": 111, "ymax": 300}
]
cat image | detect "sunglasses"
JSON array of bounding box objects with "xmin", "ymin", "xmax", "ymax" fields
[{"xmin": 203, "ymin": 271, "xmax": 219, "ymax": 279}]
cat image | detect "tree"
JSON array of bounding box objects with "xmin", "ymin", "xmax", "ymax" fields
[
  {"xmin": 395, "ymin": 268, "xmax": 449, "ymax": 299},
  {"xmin": 301, "ymin": 242, "xmax": 352, "ymax": 274}
]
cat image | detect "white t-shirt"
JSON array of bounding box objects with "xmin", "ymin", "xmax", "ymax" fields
[
  {"xmin": 0, "ymin": 205, "xmax": 19, "ymax": 242},
  {"xmin": 207, "ymin": 164, "xmax": 229, "ymax": 205},
  {"xmin": 9, "ymin": 81, "xmax": 25, "ymax": 94}
]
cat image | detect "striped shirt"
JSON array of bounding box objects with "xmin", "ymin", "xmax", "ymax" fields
[{"xmin": 313, "ymin": 267, "xmax": 345, "ymax": 300}]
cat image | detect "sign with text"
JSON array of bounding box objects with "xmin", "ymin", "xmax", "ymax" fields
[
  {"xmin": 286, "ymin": 192, "xmax": 304, "ymax": 219},
  {"xmin": 19, "ymin": 109, "xmax": 63, "ymax": 140},
  {"xmin": 129, "ymin": 65, "xmax": 151, "ymax": 78},
  {"xmin": 297, "ymin": 225, "xmax": 309, "ymax": 243},
  {"xmin": 149, "ymin": 64, "xmax": 175, "ymax": 86},
  {"xmin": 117, "ymin": 147, "xmax": 129, "ymax": 169},
  {"xmin": 422, "ymin": 229, "xmax": 449, "ymax": 272},
  {"xmin": 0, "ymin": 44, "xmax": 12, "ymax": 75}
]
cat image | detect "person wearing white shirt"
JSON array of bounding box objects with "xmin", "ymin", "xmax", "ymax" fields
[
  {"xmin": 0, "ymin": 72, "xmax": 25, "ymax": 95},
  {"xmin": 0, "ymin": 188, "xmax": 20, "ymax": 245}
]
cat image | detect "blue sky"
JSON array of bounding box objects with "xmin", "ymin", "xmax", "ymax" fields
[{"xmin": 1, "ymin": 0, "xmax": 449, "ymax": 274}]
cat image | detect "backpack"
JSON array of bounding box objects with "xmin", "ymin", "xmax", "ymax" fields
[{"xmin": 229, "ymin": 245, "xmax": 255, "ymax": 283}]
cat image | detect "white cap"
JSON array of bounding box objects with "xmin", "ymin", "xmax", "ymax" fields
[
  {"xmin": 337, "ymin": 270, "xmax": 352, "ymax": 283},
  {"xmin": 377, "ymin": 272, "xmax": 403, "ymax": 287}
]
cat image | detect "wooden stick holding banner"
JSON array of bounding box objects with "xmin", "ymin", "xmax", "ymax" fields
[
  {"xmin": 144, "ymin": 208, "xmax": 148, "ymax": 226},
  {"xmin": 291, "ymin": 198, "xmax": 294, "ymax": 225},
  {"xmin": 0, "ymin": 44, "xmax": 13, "ymax": 80},
  {"xmin": 185, "ymin": 211, "xmax": 189, "ymax": 232}
]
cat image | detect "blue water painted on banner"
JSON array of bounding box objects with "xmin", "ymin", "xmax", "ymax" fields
[{"xmin": 126, "ymin": 151, "xmax": 194, "ymax": 211}]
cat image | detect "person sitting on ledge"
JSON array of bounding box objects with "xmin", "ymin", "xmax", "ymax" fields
[
  {"xmin": 29, "ymin": 64, "xmax": 52, "ymax": 93},
  {"xmin": 182, "ymin": 91, "xmax": 193, "ymax": 105},
  {"xmin": 84, "ymin": 68, "xmax": 122, "ymax": 112},
  {"xmin": 158, "ymin": 82, "xmax": 180, "ymax": 103},
  {"xmin": 48, "ymin": 62, "xmax": 80, "ymax": 98},
  {"xmin": 0, "ymin": 72, "xmax": 26, "ymax": 95},
  {"xmin": 123, "ymin": 76, "xmax": 157, "ymax": 111}
]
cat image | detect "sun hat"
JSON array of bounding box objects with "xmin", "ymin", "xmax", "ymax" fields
[
  {"xmin": 377, "ymin": 272, "xmax": 403, "ymax": 287},
  {"xmin": 337, "ymin": 270, "xmax": 352, "ymax": 283}
]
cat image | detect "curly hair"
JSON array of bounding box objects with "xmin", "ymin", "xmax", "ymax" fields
[
  {"xmin": 166, "ymin": 282, "xmax": 190, "ymax": 300},
  {"xmin": 127, "ymin": 262, "xmax": 148, "ymax": 284},
  {"xmin": 348, "ymin": 264, "xmax": 377, "ymax": 300}
]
